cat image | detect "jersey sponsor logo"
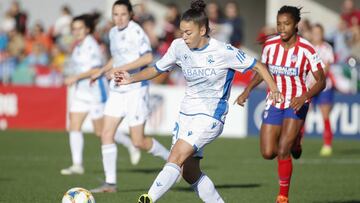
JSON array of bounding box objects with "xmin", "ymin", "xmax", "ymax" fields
[
  {"xmin": 268, "ymin": 64, "xmax": 299, "ymax": 76},
  {"xmin": 183, "ymin": 68, "xmax": 217, "ymax": 79}
]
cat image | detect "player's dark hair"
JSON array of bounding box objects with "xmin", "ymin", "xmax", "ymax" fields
[
  {"xmin": 72, "ymin": 13, "xmax": 99, "ymax": 34},
  {"xmin": 113, "ymin": 0, "xmax": 133, "ymax": 13},
  {"xmin": 181, "ymin": 0, "xmax": 210, "ymax": 36},
  {"xmin": 278, "ymin": 5, "xmax": 302, "ymax": 32}
]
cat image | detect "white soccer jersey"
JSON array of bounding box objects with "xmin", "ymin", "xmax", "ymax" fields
[
  {"xmin": 70, "ymin": 35, "xmax": 107, "ymax": 103},
  {"xmin": 155, "ymin": 38, "xmax": 256, "ymax": 123},
  {"xmin": 109, "ymin": 20, "xmax": 152, "ymax": 92}
]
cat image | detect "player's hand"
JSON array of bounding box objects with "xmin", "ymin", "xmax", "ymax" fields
[
  {"xmin": 290, "ymin": 95, "xmax": 306, "ymax": 111},
  {"xmin": 269, "ymin": 91, "xmax": 284, "ymax": 103},
  {"xmin": 90, "ymin": 69, "xmax": 103, "ymax": 84},
  {"xmin": 114, "ymin": 70, "xmax": 131, "ymax": 85},
  {"xmin": 234, "ymin": 90, "xmax": 250, "ymax": 107},
  {"xmin": 64, "ymin": 76, "xmax": 78, "ymax": 86}
]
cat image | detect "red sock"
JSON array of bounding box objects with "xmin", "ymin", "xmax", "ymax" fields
[
  {"xmin": 278, "ymin": 158, "xmax": 292, "ymax": 197},
  {"xmin": 323, "ymin": 118, "xmax": 333, "ymax": 146}
]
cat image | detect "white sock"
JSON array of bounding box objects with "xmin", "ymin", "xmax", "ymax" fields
[
  {"xmin": 102, "ymin": 144, "xmax": 117, "ymax": 184},
  {"xmin": 69, "ymin": 131, "xmax": 83, "ymax": 166},
  {"xmin": 148, "ymin": 138, "xmax": 170, "ymax": 161},
  {"xmin": 148, "ymin": 162, "xmax": 181, "ymax": 202},
  {"xmin": 192, "ymin": 173, "xmax": 224, "ymax": 203},
  {"xmin": 114, "ymin": 131, "xmax": 133, "ymax": 149}
]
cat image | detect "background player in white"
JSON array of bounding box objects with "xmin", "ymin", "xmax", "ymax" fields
[
  {"xmin": 61, "ymin": 14, "xmax": 140, "ymax": 175},
  {"xmin": 90, "ymin": 0, "xmax": 170, "ymax": 193},
  {"xmin": 114, "ymin": 1, "xmax": 283, "ymax": 202}
]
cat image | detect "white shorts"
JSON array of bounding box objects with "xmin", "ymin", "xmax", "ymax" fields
[
  {"xmin": 104, "ymin": 86, "xmax": 150, "ymax": 127},
  {"xmin": 171, "ymin": 113, "xmax": 224, "ymax": 158},
  {"xmin": 69, "ymin": 97, "xmax": 104, "ymax": 120}
]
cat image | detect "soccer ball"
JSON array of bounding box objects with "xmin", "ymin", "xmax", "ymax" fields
[{"xmin": 62, "ymin": 187, "xmax": 95, "ymax": 203}]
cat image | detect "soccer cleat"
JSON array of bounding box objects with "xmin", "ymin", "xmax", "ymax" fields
[
  {"xmin": 320, "ymin": 145, "xmax": 332, "ymax": 157},
  {"xmin": 60, "ymin": 165, "xmax": 84, "ymax": 175},
  {"xmin": 291, "ymin": 131, "xmax": 304, "ymax": 159},
  {"xmin": 138, "ymin": 194, "xmax": 152, "ymax": 203},
  {"xmin": 128, "ymin": 145, "xmax": 141, "ymax": 165},
  {"xmin": 90, "ymin": 183, "xmax": 117, "ymax": 193},
  {"xmin": 276, "ymin": 195, "xmax": 289, "ymax": 203}
]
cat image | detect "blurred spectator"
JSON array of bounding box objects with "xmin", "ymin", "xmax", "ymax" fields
[
  {"xmin": 1, "ymin": 11, "xmax": 16, "ymax": 34},
  {"xmin": 326, "ymin": 18, "xmax": 352, "ymax": 63},
  {"xmin": 341, "ymin": 0, "xmax": 360, "ymax": 27},
  {"xmin": 256, "ymin": 25, "xmax": 277, "ymax": 44},
  {"xmin": 7, "ymin": 29, "xmax": 25, "ymax": 60},
  {"xmin": 298, "ymin": 18, "xmax": 312, "ymax": 41},
  {"xmin": 8, "ymin": 1, "xmax": 27, "ymax": 35},
  {"xmin": 50, "ymin": 45, "xmax": 66, "ymax": 73},
  {"xmin": 53, "ymin": 5, "xmax": 72, "ymax": 39},
  {"xmin": 25, "ymin": 22, "xmax": 53, "ymax": 54},
  {"xmin": 26, "ymin": 43, "xmax": 49, "ymax": 67},
  {"xmin": 158, "ymin": 3, "xmax": 181, "ymax": 56},
  {"xmin": 224, "ymin": 1, "xmax": 244, "ymax": 47},
  {"xmin": 349, "ymin": 25, "xmax": 360, "ymax": 60},
  {"xmin": 207, "ymin": 1, "xmax": 232, "ymax": 43},
  {"xmin": 141, "ymin": 15, "xmax": 159, "ymax": 51},
  {"xmin": 11, "ymin": 53, "xmax": 34, "ymax": 85}
]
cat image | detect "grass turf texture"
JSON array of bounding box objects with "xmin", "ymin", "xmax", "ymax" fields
[{"xmin": 0, "ymin": 130, "xmax": 359, "ymax": 203}]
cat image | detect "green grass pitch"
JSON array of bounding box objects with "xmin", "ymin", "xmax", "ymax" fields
[{"xmin": 0, "ymin": 130, "xmax": 359, "ymax": 202}]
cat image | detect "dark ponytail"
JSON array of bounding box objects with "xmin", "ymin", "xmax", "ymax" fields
[
  {"xmin": 72, "ymin": 13, "xmax": 100, "ymax": 34},
  {"xmin": 181, "ymin": 0, "xmax": 210, "ymax": 36}
]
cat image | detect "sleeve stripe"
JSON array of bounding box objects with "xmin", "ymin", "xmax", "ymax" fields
[
  {"xmin": 243, "ymin": 58, "xmax": 257, "ymax": 73},
  {"xmin": 154, "ymin": 64, "xmax": 167, "ymax": 73}
]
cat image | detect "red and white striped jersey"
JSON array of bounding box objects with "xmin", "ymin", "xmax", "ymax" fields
[{"xmin": 261, "ymin": 35, "xmax": 324, "ymax": 109}]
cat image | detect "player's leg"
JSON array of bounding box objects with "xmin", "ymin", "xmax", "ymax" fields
[
  {"xmin": 140, "ymin": 139, "xmax": 194, "ymax": 203},
  {"xmin": 319, "ymin": 103, "xmax": 333, "ymax": 156},
  {"xmin": 128, "ymin": 86, "xmax": 169, "ymax": 161},
  {"xmin": 260, "ymin": 105, "xmax": 283, "ymax": 160},
  {"xmin": 184, "ymin": 157, "xmax": 224, "ymax": 203},
  {"xmin": 90, "ymin": 115, "xmax": 123, "ymax": 193},
  {"xmin": 61, "ymin": 111, "xmax": 88, "ymax": 175},
  {"xmin": 114, "ymin": 129, "xmax": 142, "ymax": 165},
  {"xmin": 130, "ymin": 123, "xmax": 169, "ymax": 161},
  {"xmin": 276, "ymin": 118, "xmax": 304, "ymax": 202}
]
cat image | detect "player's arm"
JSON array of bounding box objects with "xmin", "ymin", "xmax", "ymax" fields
[
  {"xmin": 252, "ymin": 61, "xmax": 283, "ymax": 102},
  {"xmin": 64, "ymin": 68, "xmax": 101, "ymax": 86},
  {"xmin": 114, "ymin": 66, "xmax": 161, "ymax": 85},
  {"xmin": 290, "ymin": 68, "xmax": 326, "ymax": 111},
  {"xmin": 91, "ymin": 58, "xmax": 113, "ymax": 82},
  {"xmin": 113, "ymin": 53, "xmax": 153, "ymax": 73}
]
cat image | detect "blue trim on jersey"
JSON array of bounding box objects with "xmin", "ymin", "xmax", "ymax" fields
[
  {"xmin": 140, "ymin": 65, "xmax": 149, "ymax": 87},
  {"xmin": 98, "ymin": 77, "xmax": 107, "ymax": 103},
  {"xmin": 140, "ymin": 50, "xmax": 152, "ymax": 56},
  {"xmin": 117, "ymin": 25, "xmax": 128, "ymax": 32},
  {"xmin": 243, "ymin": 58, "xmax": 257, "ymax": 73},
  {"xmin": 154, "ymin": 64, "xmax": 167, "ymax": 73},
  {"xmin": 191, "ymin": 42, "xmax": 210, "ymax": 52},
  {"xmin": 193, "ymin": 144, "xmax": 199, "ymax": 152},
  {"xmin": 180, "ymin": 112, "xmax": 224, "ymax": 124},
  {"xmin": 213, "ymin": 69, "xmax": 235, "ymax": 121}
]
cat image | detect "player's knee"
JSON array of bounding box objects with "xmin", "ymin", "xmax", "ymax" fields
[
  {"xmin": 261, "ymin": 149, "xmax": 276, "ymax": 160},
  {"xmin": 277, "ymin": 147, "xmax": 290, "ymax": 159},
  {"xmin": 101, "ymin": 130, "xmax": 115, "ymax": 144},
  {"xmin": 132, "ymin": 139, "xmax": 146, "ymax": 150}
]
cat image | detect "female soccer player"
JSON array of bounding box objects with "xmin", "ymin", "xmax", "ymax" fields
[
  {"xmin": 90, "ymin": 0, "xmax": 170, "ymax": 193},
  {"xmin": 310, "ymin": 24, "xmax": 335, "ymax": 157},
  {"xmin": 61, "ymin": 14, "xmax": 140, "ymax": 176},
  {"xmin": 114, "ymin": 1, "xmax": 282, "ymax": 202},
  {"xmin": 235, "ymin": 6, "xmax": 326, "ymax": 203}
]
